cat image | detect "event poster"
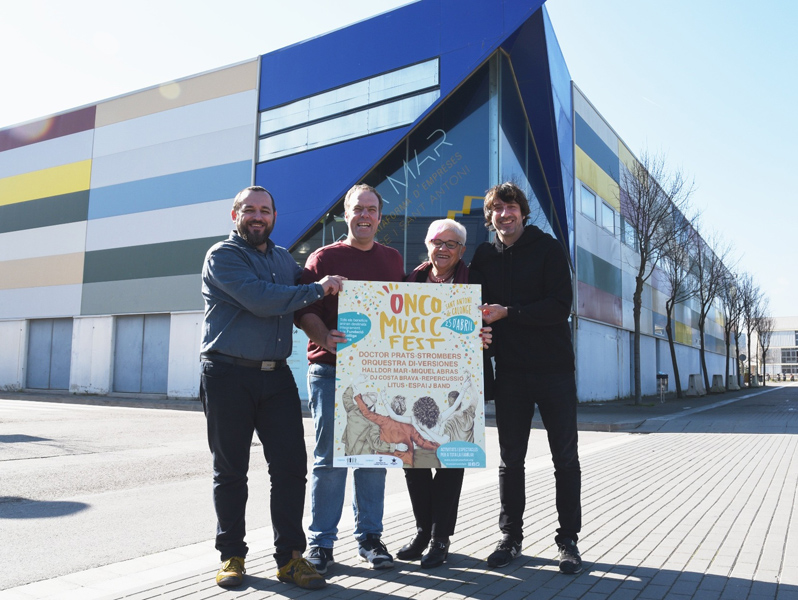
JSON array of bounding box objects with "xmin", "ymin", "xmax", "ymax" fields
[{"xmin": 333, "ymin": 281, "xmax": 486, "ymax": 469}]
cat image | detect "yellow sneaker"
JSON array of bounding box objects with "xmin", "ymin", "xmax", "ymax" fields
[
  {"xmin": 216, "ymin": 556, "xmax": 245, "ymax": 588},
  {"xmin": 276, "ymin": 557, "xmax": 327, "ymax": 589}
]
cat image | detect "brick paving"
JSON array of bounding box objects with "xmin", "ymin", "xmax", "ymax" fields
[{"xmin": 1, "ymin": 385, "xmax": 796, "ymax": 599}]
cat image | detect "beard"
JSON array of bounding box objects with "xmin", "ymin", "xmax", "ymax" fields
[{"xmin": 238, "ymin": 221, "xmax": 273, "ymax": 248}]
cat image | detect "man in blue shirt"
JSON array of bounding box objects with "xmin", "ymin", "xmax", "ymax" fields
[{"xmin": 200, "ymin": 186, "xmax": 344, "ymax": 590}]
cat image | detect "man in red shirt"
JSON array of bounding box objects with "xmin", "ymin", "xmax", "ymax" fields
[{"xmin": 295, "ymin": 184, "xmax": 405, "ymax": 574}]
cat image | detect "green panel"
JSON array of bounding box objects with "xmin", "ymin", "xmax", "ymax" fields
[
  {"xmin": 83, "ymin": 236, "xmax": 224, "ymax": 284},
  {"xmin": 0, "ymin": 190, "xmax": 90, "ymax": 234},
  {"xmin": 576, "ymin": 246, "xmax": 621, "ymax": 297},
  {"xmin": 80, "ymin": 274, "xmax": 203, "ymax": 315}
]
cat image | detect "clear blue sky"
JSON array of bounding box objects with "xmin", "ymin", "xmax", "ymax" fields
[{"xmin": 2, "ymin": 0, "xmax": 794, "ymax": 316}]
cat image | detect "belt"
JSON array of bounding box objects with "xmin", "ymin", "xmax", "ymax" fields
[{"xmin": 201, "ymin": 352, "xmax": 287, "ymax": 371}]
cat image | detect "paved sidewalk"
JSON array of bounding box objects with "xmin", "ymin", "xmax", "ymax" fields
[{"xmin": 2, "ymin": 384, "xmax": 796, "ymax": 599}]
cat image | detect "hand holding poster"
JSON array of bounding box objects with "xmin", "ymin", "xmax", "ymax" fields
[{"xmin": 333, "ymin": 281, "xmax": 485, "ymax": 468}]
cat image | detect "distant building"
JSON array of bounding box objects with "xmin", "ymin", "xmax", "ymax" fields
[
  {"xmin": 0, "ymin": 0, "xmax": 735, "ymax": 401},
  {"xmin": 752, "ymin": 316, "xmax": 798, "ymax": 379}
]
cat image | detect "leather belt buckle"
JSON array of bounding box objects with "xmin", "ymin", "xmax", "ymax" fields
[{"xmin": 260, "ymin": 360, "xmax": 278, "ymax": 371}]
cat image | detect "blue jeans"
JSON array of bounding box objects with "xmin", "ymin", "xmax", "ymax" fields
[
  {"xmin": 494, "ymin": 369, "xmax": 581, "ymax": 545},
  {"xmin": 306, "ymin": 362, "xmax": 386, "ymax": 548}
]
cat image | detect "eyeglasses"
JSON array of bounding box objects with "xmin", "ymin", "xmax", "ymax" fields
[{"xmin": 429, "ymin": 239, "xmax": 463, "ymax": 250}]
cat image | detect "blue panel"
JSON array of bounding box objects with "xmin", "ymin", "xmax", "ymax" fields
[
  {"xmin": 575, "ymin": 113, "xmax": 619, "ymax": 183},
  {"xmin": 256, "ymin": 128, "xmax": 409, "ymax": 249},
  {"xmin": 26, "ymin": 320, "xmax": 53, "ymax": 389},
  {"xmin": 88, "ymin": 161, "xmax": 251, "ymax": 220},
  {"xmin": 50, "ymin": 318, "xmax": 73, "ymax": 390},
  {"xmin": 114, "ymin": 316, "xmax": 144, "ymax": 393},
  {"xmin": 142, "ymin": 314, "xmax": 169, "ymax": 394},
  {"xmin": 543, "ymin": 7, "xmax": 576, "ymax": 263},
  {"xmin": 259, "ymin": 2, "xmax": 440, "ymax": 111},
  {"xmin": 501, "ymin": 11, "xmax": 571, "ymax": 259}
]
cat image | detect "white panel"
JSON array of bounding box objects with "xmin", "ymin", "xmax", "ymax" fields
[
  {"xmin": 0, "ymin": 222, "xmax": 87, "ymax": 261},
  {"xmin": 573, "ymin": 86, "xmax": 619, "ymax": 157},
  {"xmin": 0, "ymin": 130, "xmax": 94, "ymax": 179},
  {"xmin": 0, "ymin": 285, "xmax": 83, "ymax": 319},
  {"xmin": 70, "ymin": 315, "xmax": 114, "ymax": 395},
  {"xmin": 0, "ymin": 320, "xmax": 26, "ymax": 390},
  {"xmin": 85, "ymin": 198, "xmax": 232, "ymax": 251},
  {"xmin": 90, "ymin": 125, "xmax": 255, "ymax": 188},
  {"xmin": 575, "ymin": 319, "xmax": 626, "ymax": 401},
  {"xmin": 167, "ymin": 311, "xmax": 203, "ymax": 399},
  {"xmin": 93, "ymin": 90, "xmax": 257, "ymax": 157}
]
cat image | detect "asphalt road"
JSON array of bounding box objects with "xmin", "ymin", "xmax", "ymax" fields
[{"xmin": 0, "ymin": 397, "xmax": 621, "ymax": 590}]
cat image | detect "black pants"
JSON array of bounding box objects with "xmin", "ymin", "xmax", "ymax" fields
[
  {"xmin": 200, "ymin": 359, "xmax": 307, "ymax": 566},
  {"xmin": 404, "ymin": 467, "xmax": 465, "ymax": 538},
  {"xmin": 494, "ymin": 369, "xmax": 581, "ymax": 545}
]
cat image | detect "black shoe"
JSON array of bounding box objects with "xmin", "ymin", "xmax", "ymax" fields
[
  {"xmin": 420, "ymin": 538, "xmax": 449, "ymax": 568},
  {"xmin": 396, "ymin": 534, "xmax": 430, "ymax": 561},
  {"xmin": 486, "ymin": 536, "xmax": 521, "ymax": 568},
  {"xmin": 557, "ymin": 539, "xmax": 582, "ymax": 574},
  {"xmin": 305, "ymin": 546, "xmax": 334, "ymax": 575}
]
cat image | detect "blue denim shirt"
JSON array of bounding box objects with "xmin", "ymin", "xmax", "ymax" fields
[{"xmin": 201, "ymin": 230, "xmax": 324, "ymax": 361}]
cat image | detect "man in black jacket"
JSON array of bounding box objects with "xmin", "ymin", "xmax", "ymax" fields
[{"xmin": 470, "ymin": 182, "xmax": 582, "ymax": 574}]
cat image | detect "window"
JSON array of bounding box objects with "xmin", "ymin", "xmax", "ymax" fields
[
  {"xmin": 258, "ymin": 58, "xmax": 440, "ymax": 162},
  {"xmin": 622, "ymin": 217, "xmax": 637, "ymax": 250},
  {"xmin": 580, "ymin": 185, "xmax": 596, "ymax": 220},
  {"xmin": 782, "ymin": 348, "xmax": 798, "ymax": 364},
  {"xmin": 600, "ymin": 201, "xmax": 615, "ymax": 234}
]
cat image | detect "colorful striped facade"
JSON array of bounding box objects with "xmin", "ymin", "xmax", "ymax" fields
[{"xmin": 0, "ymin": 0, "xmax": 732, "ymax": 400}]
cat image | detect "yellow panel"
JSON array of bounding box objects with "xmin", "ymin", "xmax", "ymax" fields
[
  {"xmin": 0, "ymin": 253, "xmax": 85, "ymax": 290},
  {"xmin": 675, "ymin": 321, "xmax": 693, "ymax": 346},
  {"xmin": 0, "ymin": 160, "xmax": 91, "ymax": 206},
  {"xmin": 618, "ymin": 142, "xmax": 638, "ymax": 173},
  {"xmin": 96, "ymin": 60, "xmax": 259, "ymax": 127},
  {"xmin": 575, "ymin": 146, "xmax": 619, "ymax": 210},
  {"xmin": 651, "ymin": 289, "xmax": 668, "ymax": 316}
]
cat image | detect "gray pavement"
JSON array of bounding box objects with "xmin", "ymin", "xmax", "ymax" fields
[{"xmin": 1, "ymin": 384, "xmax": 797, "ymax": 599}]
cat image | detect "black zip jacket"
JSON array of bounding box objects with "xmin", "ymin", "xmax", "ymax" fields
[{"xmin": 469, "ymin": 225, "xmax": 575, "ymax": 374}]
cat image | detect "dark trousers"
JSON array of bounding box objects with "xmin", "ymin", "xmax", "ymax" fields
[
  {"xmin": 494, "ymin": 369, "xmax": 581, "ymax": 545},
  {"xmin": 200, "ymin": 359, "xmax": 307, "ymax": 566},
  {"xmin": 404, "ymin": 468, "xmax": 465, "ymax": 538}
]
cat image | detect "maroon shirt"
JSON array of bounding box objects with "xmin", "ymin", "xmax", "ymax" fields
[{"xmin": 295, "ymin": 241, "xmax": 404, "ymax": 365}]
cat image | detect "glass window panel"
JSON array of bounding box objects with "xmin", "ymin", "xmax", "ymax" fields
[
  {"xmin": 600, "ymin": 202, "xmax": 614, "ymax": 233},
  {"xmin": 258, "ymin": 91, "xmax": 439, "ymax": 162},
  {"xmin": 290, "ymin": 61, "xmax": 490, "ymax": 268},
  {"xmin": 498, "ymin": 54, "xmax": 555, "ymax": 237},
  {"xmin": 581, "ymin": 186, "xmax": 596, "ymax": 220},
  {"xmin": 260, "ymin": 58, "xmax": 439, "ymax": 135}
]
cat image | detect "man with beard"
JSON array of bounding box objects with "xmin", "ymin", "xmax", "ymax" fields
[{"xmin": 200, "ymin": 186, "xmax": 344, "ymax": 590}]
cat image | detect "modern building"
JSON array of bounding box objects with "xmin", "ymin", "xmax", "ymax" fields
[
  {"xmin": 751, "ymin": 316, "xmax": 798, "ymax": 379},
  {"xmin": 0, "ymin": 0, "xmax": 734, "ymax": 401}
]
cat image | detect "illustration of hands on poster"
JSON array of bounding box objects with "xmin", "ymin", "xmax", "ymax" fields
[{"xmin": 333, "ymin": 281, "xmax": 485, "ymax": 469}]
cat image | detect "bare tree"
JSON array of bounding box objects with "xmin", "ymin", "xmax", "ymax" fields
[
  {"xmin": 719, "ymin": 269, "xmax": 744, "ymax": 390},
  {"xmin": 754, "ymin": 300, "xmax": 773, "ymax": 385},
  {"xmin": 739, "ymin": 275, "xmax": 761, "ymax": 384},
  {"xmin": 660, "ymin": 229, "xmax": 699, "ymax": 398},
  {"xmin": 619, "ymin": 151, "xmax": 694, "ymax": 405},
  {"xmin": 693, "ymin": 231, "xmax": 732, "ymax": 393}
]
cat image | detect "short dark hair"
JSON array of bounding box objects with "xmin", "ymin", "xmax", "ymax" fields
[
  {"xmin": 344, "ymin": 183, "xmax": 383, "ymax": 215},
  {"xmin": 412, "ymin": 396, "xmax": 440, "ymax": 429},
  {"xmin": 483, "ymin": 182, "xmax": 530, "ymax": 230},
  {"xmin": 233, "ymin": 186, "xmax": 276, "ymax": 212}
]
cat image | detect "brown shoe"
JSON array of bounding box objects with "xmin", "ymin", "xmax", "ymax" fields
[
  {"xmin": 276, "ymin": 557, "xmax": 327, "ymax": 589},
  {"xmin": 216, "ymin": 556, "xmax": 245, "ymax": 588}
]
